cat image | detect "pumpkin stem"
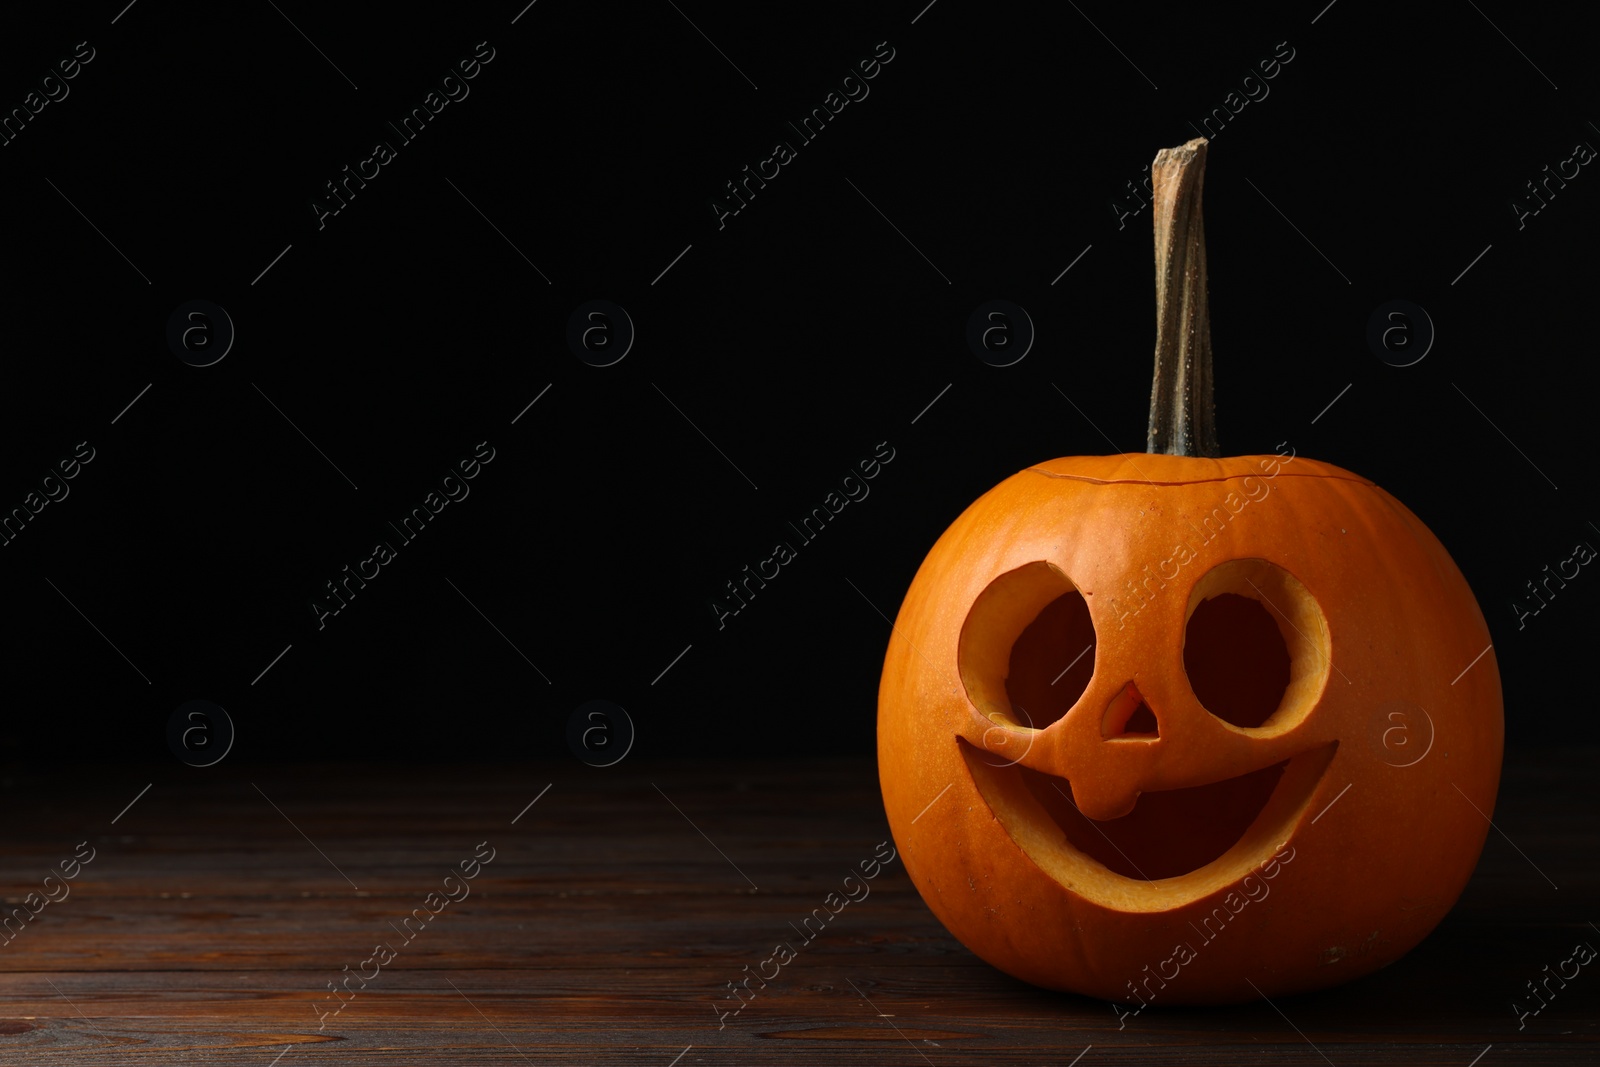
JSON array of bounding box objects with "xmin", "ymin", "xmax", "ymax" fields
[{"xmin": 1146, "ymin": 137, "xmax": 1219, "ymax": 458}]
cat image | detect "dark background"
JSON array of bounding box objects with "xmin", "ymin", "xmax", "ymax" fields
[{"xmin": 0, "ymin": 0, "xmax": 1591, "ymax": 766}]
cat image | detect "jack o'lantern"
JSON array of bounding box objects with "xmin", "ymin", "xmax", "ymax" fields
[{"xmin": 877, "ymin": 138, "xmax": 1502, "ymax": 1004}]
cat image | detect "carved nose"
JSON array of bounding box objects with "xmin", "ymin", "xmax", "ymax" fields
[
  {"xmin": 1068, "ymin": 682, "xmax": 1160, "ymax": 821},
  {"xmin": 1101, "ymin": 681, "xmax": 1159, "ymax": 739}
]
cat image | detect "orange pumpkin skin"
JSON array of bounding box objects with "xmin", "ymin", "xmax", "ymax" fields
[{"xmin": 877, "ymin": 451, "xmax": 1503, "ymax": 1004}]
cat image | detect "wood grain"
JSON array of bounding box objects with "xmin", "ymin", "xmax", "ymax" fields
[{"xmin": 0, "ymin": 751, "xmax": 1593, "ymax": 1064}]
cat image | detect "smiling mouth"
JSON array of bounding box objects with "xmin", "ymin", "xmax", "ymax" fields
[{"xmin": 959, "ymin": 739, "xmax": 1336, "ymax": 907}]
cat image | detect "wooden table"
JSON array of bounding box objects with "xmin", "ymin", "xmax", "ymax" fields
[{"xmin": 0, "ymin": 749, "xmax": 1593, "ymax": 1064}]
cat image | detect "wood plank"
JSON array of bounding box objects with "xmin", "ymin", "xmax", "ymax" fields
[{"xmin": 0, "ymin": 753, "xmax": 1594, "ymax": 1064}]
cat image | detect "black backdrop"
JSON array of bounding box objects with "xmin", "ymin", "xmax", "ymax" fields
[{"xmin": 0, "ymin": 1, "xmax": 1591, "ymax": 765}]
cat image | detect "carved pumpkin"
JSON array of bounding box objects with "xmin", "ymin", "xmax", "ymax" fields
[{"xmin": 877, "ymin": 139, "xmax": 1502, "ymax": 1004}]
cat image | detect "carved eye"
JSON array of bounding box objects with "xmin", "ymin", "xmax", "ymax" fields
[
  {"xmin": 1182, "ymin": 559, "xmax": 1331, "ymax": 733},
  {"xmin": 958, "ymin": 562, "xmax": 1095, "ymax": 733}
]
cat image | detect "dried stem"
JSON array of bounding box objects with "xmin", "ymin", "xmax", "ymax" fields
[{"xmin": 1146, "ymin": 137, "xmax": 1218, "ymax": 457}]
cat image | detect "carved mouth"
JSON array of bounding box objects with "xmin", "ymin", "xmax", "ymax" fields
[{"xmin": 958, "ymin": 739, "xmax": 1336, "ymax": 908}]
